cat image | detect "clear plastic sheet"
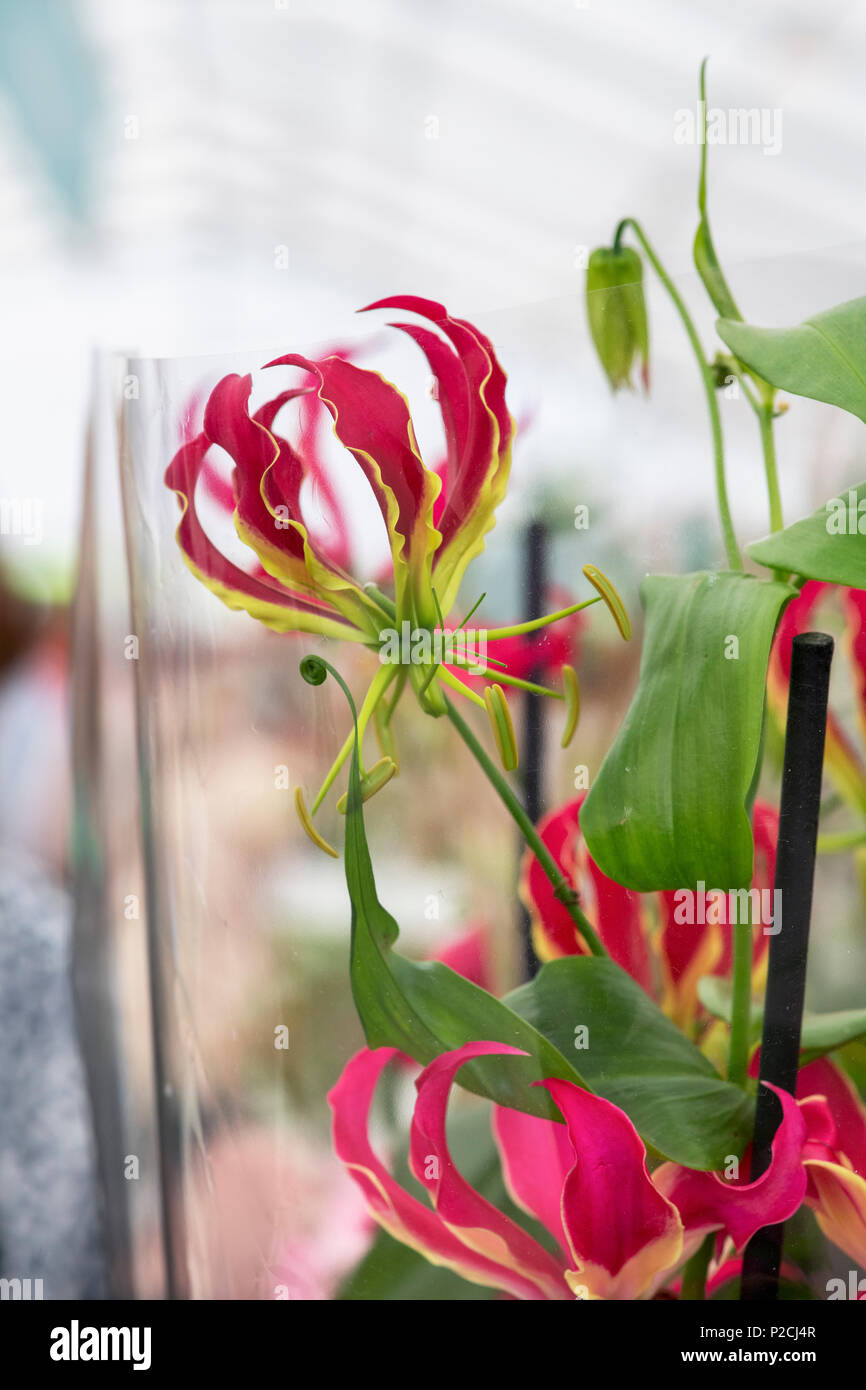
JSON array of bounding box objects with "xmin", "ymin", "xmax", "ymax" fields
[{"xmin": 110, "ymin": 346, "xmax": 538, "ymax": 1298}]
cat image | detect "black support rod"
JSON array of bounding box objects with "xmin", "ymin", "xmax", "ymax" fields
[
  {"xmin": 517, "ymin": 520, "xmax": 548, "ymax": 980},
  {"xmin": 740, "ymin": 631, "xmax": 833, "ymax": 1301}
]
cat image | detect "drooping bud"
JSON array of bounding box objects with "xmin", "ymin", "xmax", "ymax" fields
[{"xmin": 585, "ymin": 246, "xmax": 649, "ymax": 392}]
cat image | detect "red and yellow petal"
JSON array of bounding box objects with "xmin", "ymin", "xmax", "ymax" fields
[
  {"xmin": 292, "ymin": 344, "xmax": 361, "ymax": 572},
  {"xmin": 203, "ymin": 374, "xmax": 305, "ymax": 575},
  {"xmin": 519, "ymin": 798, "xmax": 584, "ymax": 960},
  {"xmin": 540, "ymin": 1077, "xmax": 683, "ymax": 1300},
  {"xmin": 203, "ymin": 374, "xmax": 381, "ymax": 637},
  {"xmin": 798, "ymin": 1056, "xmax": 866, "ymax": 1176},
  {"xmin": 658, "ymin": 799, "xmax": 778, "ymax": 1029},
  {"xmin": 653, "ymin": 1083, "xmax": 808, "ymax": 1252},
  {"xmin": 164, "ymin": 432, "xmax": 358, "ymax": 640},
  {"xmin": 802, "ymin": 1159, "xmax": 866, "ymax": 1267},
  {"xmin": 657, "ymin": 890, "xmax": 724, "ymax": 1032},
  {"xmin": 265, "ymin": 351, "xmax": 441, "ymax": 624},
  {"xmin": 363, "ymin": 296, "xmax": 514, "ymax": 614},
  {"xmin": 328, "ymin": 1045, "xmax": 567, "ymax": 1300},
  {"xmin": 844, "ymin": 587, "xmax": 866, "ymax": 742},
  {"xmin": 408, "ymin": 1043, "xmax": 571, "ymax": 1300},
  {"xmin": 770, "ymin": 581, "xmax": 866, "ymax": 814},
  {"xmin": 797, "ymin": 1056, "xmax": 866, "ymax": 1265},
  {"xmin": 520, "ymin": 794, "xmax": 653, "ymax": 991},
  {"xmin": 491, "ymin": 1102, "xmax": 578, "ymax": 1259}
]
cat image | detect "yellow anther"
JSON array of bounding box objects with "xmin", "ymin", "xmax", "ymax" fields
[
  {"xmin": 294, "ymin": 786, "xmax": 339, "ymax": 858},
  {"xmin": 484, "ymin": 684, "xmax": 519, "ymax": 772},
  {"xmin": 336, "ymin": 757, "xmax": 398, "ymax": 814},
  {"xmin": 561, "ymin": 665, "xmax": 580, "ymax": 748},
  {"xmin": 582, "ymin": 564, "xmax": 631, "ymax": 641}
]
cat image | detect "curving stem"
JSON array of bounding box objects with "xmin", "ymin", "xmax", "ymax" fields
[
  {"xmin": 613, "ymin": 216, "xmax": 742, "ymax": 573},
  {"xmin": 444, "ymin": 695, "xmax": 607, "ymax": 958}
]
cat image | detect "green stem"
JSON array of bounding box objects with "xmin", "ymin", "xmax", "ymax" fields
[
  {"xmin": 614, "ymin": 217, "xmax": 742, "ymax": 573},
  {"xmin": 310, "ymin": 663, "xmax": 396, "ymax": 811},
  {"xmin": 384, "ymin": 667, "xmax": 408, "ymax": 723},
  {"xmin": 680, "ymin": 1233, "xmax": 714, "ymax": 1301},
  {"xmin": 444, "ymin": 696, "xmax": 607, "ymax": 958},
  {"xmin": 757, "ymin": 402, "xmax": 783, "ymax": 534},
  {"xmin": 728, "ymin": 919, "xmax": 753, "ymax": 1088}
]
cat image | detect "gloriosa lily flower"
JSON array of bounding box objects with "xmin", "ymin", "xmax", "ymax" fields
[
  {"xmin": 331, "ymin": 832, "xmax": 866, "ymax": 1299},
  {"xmin": 193, "ymin": 343, "xmax": 585, "ymax": 691},
  {"xmin": 329, "ymin": 1039, "xmax": 815, "ymax": 1301},
  {"xmin": 762, "ymin": 1054, "xmax": 866, "ymax": 1273},
  {"xmin": 768, "ymin": 579, "xmax": 866, "ymax": 819},
  {"xmin": 329, "ymin": 779, "xmax": 866, "ymax": 1298},
  {"xmin": 165, "ymin": 296, "xmax": 620, "ymax": 852},
  {"xmin": 520, "ymin": 790, "xmax": 777, "ymax": 1034}
]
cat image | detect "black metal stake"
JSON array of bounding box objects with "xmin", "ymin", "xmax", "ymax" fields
[
  {"xmin": 517, "ymin": 520, "xmax": 547, "ymax": 980},
  {"xmin": 740, "ymin": 631, "xmax": 833, "ymax": 1301}
]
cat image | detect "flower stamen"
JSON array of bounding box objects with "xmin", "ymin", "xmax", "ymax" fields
[
  {"xmin": 484, "ymin": 683, "xmax": 519, "ymax": 772},
  {"xmin": 294, "ymin": 787, "xmax": 339, "ymax": 858},
  {"xmin": 561, "ymin": 665, "xmax": 580, "ymax": 748}
]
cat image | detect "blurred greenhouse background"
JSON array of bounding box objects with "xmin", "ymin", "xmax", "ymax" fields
[
  {"xmin": 2, "ymin": 0, "xmax": 866, "ymax": 1299},
  {"xmin": 3, "ymin": 0, "xmax": 866, "ymax": 589}
]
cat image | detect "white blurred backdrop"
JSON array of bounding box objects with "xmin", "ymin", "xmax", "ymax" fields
[{"xmin": 1, "ymin": 0, "xmax": 865, "ymax": 584}]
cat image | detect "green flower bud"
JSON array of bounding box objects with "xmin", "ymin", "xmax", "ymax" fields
[{"xmin": 585, "ymin": 246, "xmax": 649, "ymax": 392}]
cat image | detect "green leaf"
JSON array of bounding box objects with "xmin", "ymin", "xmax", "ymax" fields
[
  {"xmin": 343, "ymin": 707, "xmax": 586, "ymax": 1122},
  {"xmin": 694, "ymin": 225, "xmax": 739, "ymax": 325},
  {"xmin": 580, "ymin": 571, "xmax": 794, "ymax": 892},
  {"xmin": 506, "ymin": 957, "xmax": 754, "ymax": 1170},
  {"xmin": 698, "ymin": 975, "xmax": 866, "ymax": 1064},
  {"xmin": 344, "ymin": 684, "xmax": 751, "ymax": 1166},
  {"xmin": 747, "ymin": 481, "xmax": 866, "ymax": 586},
  {"xmin": 693, "ymin": 58, "xmax": 741, "ymax": 323},
  {"xmin": 798, "ymin": 1009, "xmax": 866, "ymax": 1063},
  {"xmin": 717, "ymin": 296, "xmax": 866, "ymax": 422},
  {"xmin": 340, "ymin": 659, "xmax": 755, "ymax": 1165}
]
